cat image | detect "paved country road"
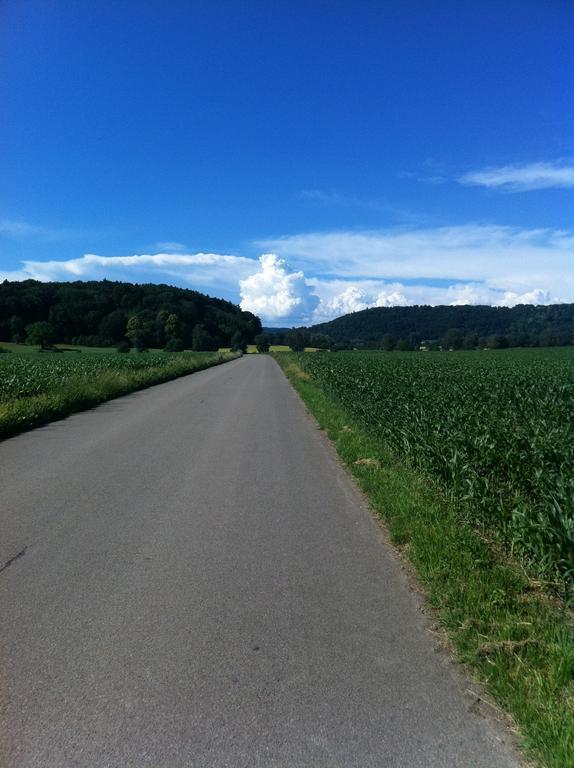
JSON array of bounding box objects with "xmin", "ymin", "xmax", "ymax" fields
[{"xmin": 0, "ymin": 355, "xmax": 519, "ymax": 768}]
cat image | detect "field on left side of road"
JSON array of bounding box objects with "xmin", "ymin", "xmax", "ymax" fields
[{"xmin": 0, "ymin": 349, "xmax": 237, "ymax": 439}]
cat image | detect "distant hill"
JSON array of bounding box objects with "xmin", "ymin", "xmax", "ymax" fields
[
  {"xmin": 0, "ymin": 279, "xmax": 261, "ymax": 350},
  {"xmin": 305, "ymin": 304, "xmax": 574, "ymax": 349}
]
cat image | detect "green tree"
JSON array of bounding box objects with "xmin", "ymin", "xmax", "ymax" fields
[
  {"xmin": 156, "ymin": 309, "xmax": 170, "ymax": 327},
  {"xmin": 286, "ymin": 329, "xmax": 308, "ymax": 352},
  {"xmin": 396, "ymin": 338, "xmax": 413, "ymax": 351},
  {"xmin": 309, "ymin": 333, "xmax": 331, "ymax": 350},
  {"xmin": 9, "ymin": 315, "xmax": 25, "ymax": 343},
  {"xmin": 487, "ymin": 334, "xmax": 509, "ymax": 349},
  {"xmin": 25, "ymin": 321, "xmax": 56, "ymax": 349},
  {"xmin": 163, "ymin": 337, "xmax": 185, "ymax": 352},
  {"xmin": 125, "ymin": 316, "xmax": 149, "ymax": 351},
  {"xmin": 441, "ymin": 328, "xmax": 464, "ymax": 350},
  {"xmin": 133, "ymin": 331, "xmax": 149, "ymax": 351},
  {"xmin": 126, "ymin": 314, "xmax": 141, "ymax": 336},
  {"xmin": 98, "ymin": 310, "xmax": 127, "ymax": 343},
  {"xmin": 240, "ymin": 311, "xmax": 263, "ymax": 341},
  {"xmin": 83, "ymin": 310, "xmax": 103, "ymax": 335},
  {"xmin": 230, "ymin": 330, "xmax": 247, "ymax": 352},
  {"xmin": 164, "ymin": 313, "xmax": 180, "ymax": 339},
  {"xmin": 462, "ymin": 332, "xmax": 479, "ymax": 350},
  {"xmin": 192, "ymin": 323, "xmax": 217, "ymax": 351},
  {"xmin": 381, "ymin": 333, "xmax": 395, "ymax": 351},
  {"xmin": 254, "ymin": 333, "xmax": 270, "ymax": 353}
]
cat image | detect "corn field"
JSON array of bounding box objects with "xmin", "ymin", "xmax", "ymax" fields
[
  {"xmin": 0, "ymin": 350, "xmax": 232, "ymax": 440},
  {"xmin": 0, "ymin": 352, "xmax": 217, "ymax": 402},
  {"xmin": 292, "ymin": 349, "xmax": 574, "ymax": 593}
]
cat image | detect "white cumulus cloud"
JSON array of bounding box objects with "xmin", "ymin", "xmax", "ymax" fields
[
  {"xmin": 311, "ymin": 285, "xmax": 409, "ymax": 323},
  {"xmin": 498, "ymin": 288, "xmax": 552, "ymax": 306},
  {"xmin": 257, "ymin": 225, "xmax": 573, "ymax": 303},
  {"xmin": 458, "ymin": 162, "xmax": 574, "ymax": 191},
  {"xmin": 443, "ymin": 283, "xmax": 555, "ymax": 307},
  {"xmin": 308, "ymin": 279, "xmax": 557, "ymax": 324},
  {"xmin": 239, "ymin": 254, "xmax": 319, "ymax": 323},
  {"xmin": 374, "ymin": 290, "xmax": 409, "ymax": 307},
  {"xmin": 316, "ymin": 286, "xmax": 369, "ymax": 316}
]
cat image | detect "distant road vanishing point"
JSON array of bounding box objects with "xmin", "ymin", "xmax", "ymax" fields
[{"xmin": 0, "ymin": 355, "xmax": 518, "ymax": 767}]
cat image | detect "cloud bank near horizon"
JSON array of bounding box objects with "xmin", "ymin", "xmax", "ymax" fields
[
  {"xmin": 1, "ymin": 252, "xmax": 257, "ymax": 294},
  {"xmin": 1, "ymin": 223, "xmax": 571, "ymax": 325}
]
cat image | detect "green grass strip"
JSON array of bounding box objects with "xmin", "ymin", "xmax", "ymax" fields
[
  {"xmin": 0, "ymin": 352, "xmax": 237, "ymax": 440},
  {"xmin": 275, "ymin": 354, "xmax": 574, "ymax": 768}
]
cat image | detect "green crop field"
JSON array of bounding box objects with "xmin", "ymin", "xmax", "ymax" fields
[
  {"xmin": 277, "ymin": 347, "xmax": 574, "ymax": 766},
  {"xmin": 289, "ymin": 348, "xmax": 574, "ymax": 594},
  {"xmin": 0, "ymin": 349, "xmax": 235, "ymax": 439}
]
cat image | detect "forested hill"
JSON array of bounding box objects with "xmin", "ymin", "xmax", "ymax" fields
[
  {"xmin": 308, "ymin": 304, "xmax": 574, "ymax": 349},
  {"xmin": 0, "ymin": 279, "xmax": 262, "ymax": 350}
]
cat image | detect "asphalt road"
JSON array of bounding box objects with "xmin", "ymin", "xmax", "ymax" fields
[{"xmin": 0, "ymin": 355, "xmax": 519, "ymax": 767}]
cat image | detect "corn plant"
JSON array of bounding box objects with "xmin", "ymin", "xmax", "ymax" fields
[{"xmin": 293, "ymin": 348, "xmax": 574, "ymax": 595}]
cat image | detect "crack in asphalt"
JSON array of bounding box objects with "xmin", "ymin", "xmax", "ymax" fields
[{"xmin": 0, "ymin": 546, "xmax": 28, "ymax": 575}]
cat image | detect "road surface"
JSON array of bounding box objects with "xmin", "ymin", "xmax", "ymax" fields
[{"xmin": 0, "ymin": 355, "xmax": 518, "ymax": 767}]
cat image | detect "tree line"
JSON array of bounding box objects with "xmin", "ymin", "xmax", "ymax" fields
[
  {"xmin": 289, "ymin": 303, "xmax": 574, "ymax": 350},
  {"xmin": 0, "ymin": 280, "xmax": 262, "ymax": 351}
]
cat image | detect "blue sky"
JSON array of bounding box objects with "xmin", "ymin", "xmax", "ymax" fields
[{"xmin": 1, "ymin": 0, "xmax": 572, "ymax": 324}]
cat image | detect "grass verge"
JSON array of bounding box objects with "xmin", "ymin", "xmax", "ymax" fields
[
  {"xmin": 274, "ymin": 354, "xmax": 574, "ymax": 768},
  {"xmin": 0, "ymin": 352, "xmax": 237, "ymax": 441}
]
